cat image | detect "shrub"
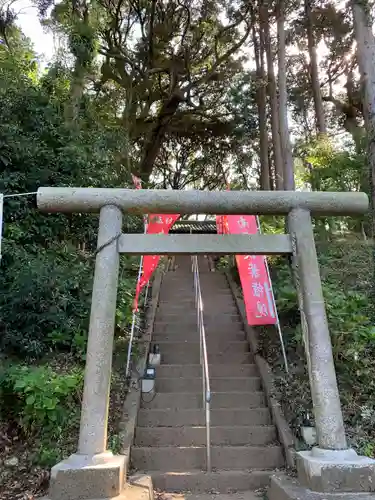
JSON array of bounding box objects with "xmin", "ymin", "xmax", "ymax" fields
[
  {"xmin": 0, "ymin": 243, "xmax": 93, "ymax": 358},
  {"xmin": 0, "ymin": 364, "xmax": 83, "ymax": 437}
]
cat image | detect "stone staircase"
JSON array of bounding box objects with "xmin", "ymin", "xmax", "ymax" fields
[{"xmin": 131, "ymin": 256, "xmax": 284, "ymax": 497}]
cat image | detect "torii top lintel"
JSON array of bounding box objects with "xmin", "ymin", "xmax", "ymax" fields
[{"xmin": 36, "ymin": 187, "xmax": 369, "ymax": 216}]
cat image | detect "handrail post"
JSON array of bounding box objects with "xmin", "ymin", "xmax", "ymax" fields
[
  {"xmin": 191, "ymin": 254, "xmax": 212, "ymax": 473},
  {"xmin": 125, "ymin": 220, "xmax": 148, "ymax": 379}
]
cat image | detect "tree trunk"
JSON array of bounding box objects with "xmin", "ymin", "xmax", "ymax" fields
[
  {"xmin": 305, "ymin": 0, "xmax": 327, "ymax": 134},
  {"xmin": 260, "ymin": 3, "xmax": 284, "ymax": 190},
  {"xmin": 352, "ymin": 0, "xmax": 375, "ymax": 237},
  {"xmin": 322, "ymin": 95, "xmax": 365, "ymax": 152},
  {"xmin": 268, "ymin": 142, "xmax": 275, "ymax": 190},
  {"xmin": 252, "ymin": 10, "xmax": 271, "ymax": 190},
  {"xmin": 137, "ymin": 91, "xmax": 184, "ymax": 181},
  {"xmin": 277, "ymin": 0, "xmax": 295, "ymax": 190},
  {"xmin": 64, "ymin": 59, "xmax": 85, "ymax": 122}
]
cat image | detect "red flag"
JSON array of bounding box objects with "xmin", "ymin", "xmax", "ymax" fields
[
  {"xmin": 216, "ymin": 215, "xmax": 229, "ymax": 234},
  {"xmin": 131, "ymin": 174, "xmax": 142, "ymax": 189},
  {"xmin": 133, "ymin": 213, "xmax": 180, "ymax": 311},
  {"xmin": 216, "ymin": 216, "xmax": 224, "ymax": 234},
  {"xmin": 226, "ymin": 215, "xmax": 277, "ymax": 326}
]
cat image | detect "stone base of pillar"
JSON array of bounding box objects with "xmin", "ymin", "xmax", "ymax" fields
[
  {"xmin": 46, "ymin": 451, "xmax": 127, "ymax": 500},
  {"xmin": 297, "ymin": 447, "xmax": 375, "ymax": 493},
  {"xmin": 268, "ymin": 474, "xmax": 375, "ymax": 500},
  {"xmin": 268, "ymin": 448, "xmax": 375, "ymax": 500}
]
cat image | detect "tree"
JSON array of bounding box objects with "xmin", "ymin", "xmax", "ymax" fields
[
  {"xmin": 352, "ymin": 0, "xmax": 375, "ymax": 234},
  {"xmin": 305, "ymin": 0, "xmax": 327, "ymax": 134},
  {"xmin": 38, "ymin": 0, "xmax": 252, "ymax": 181},
  {"xmin": 277, "ymin": 0, "xmax": 294, "ymax": 190},
  {"xmin": 0, "ymin": 26, "xmax": 137, "ymax": 357},
  {"xmin": 260, "ymin": 0, "xmax": 284, "ymax": 190},
  {"xmin": 251, "ymin": 4, "xmax": 271, "ymax": 190}
]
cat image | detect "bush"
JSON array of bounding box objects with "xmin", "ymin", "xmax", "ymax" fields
[
  {"xmin": 0, "ymin": 364, "xmax": 83, "ymax": 437},
  {"xmin": 268, "ymin": 235, "xmax": 375, "ymax": 456},
  {"xmin": 0, "ymin": 243, "xmax": 93, "ymax": 358}
]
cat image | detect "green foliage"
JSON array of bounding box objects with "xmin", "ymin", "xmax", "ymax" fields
[
  {"xmin": 0, "ymin": 244, "xmax": 93, "ymax": 357},
  {"xmin": 0, "ymin": 364, "xmax": 83, "ymax": 436},
  {"xmin": 301, "ymin": 137, "xmax": 367, "ymax": 193},
  {"xmin": 0, "ymin": 28, "xmax": 138, "ymax": 359},
  {"xmin": 269, "ymin": 235, "xmax": 375, "ymax": 456},
  {"xmin": 108, "ymin": 433, "xmax": 122, "ymax": 454}
]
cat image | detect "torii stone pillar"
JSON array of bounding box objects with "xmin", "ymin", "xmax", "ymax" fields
[
  {"xmin": 288, "ymin": 208, "xmax": 347, "ymax": 450},
  {"xmin": 49, "ymin": 205, "xmax": 126, "ymax": 500},
  {"xmin": 37, "ymin": 188, "xmax": 375, "ymax": 500}
]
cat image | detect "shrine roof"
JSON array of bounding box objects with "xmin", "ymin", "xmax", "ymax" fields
[{"xmin": 170, "ymin": 220, "xmax": 217, "ymax": 233}]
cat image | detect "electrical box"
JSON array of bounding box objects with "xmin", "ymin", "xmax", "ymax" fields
[
  {"xmin": 141, "ymin": 366, "xmax": 156, "ymax": 395},
  {"xmin": 149, "ymin": 344, "xmax": 161, "ymax": 366}
]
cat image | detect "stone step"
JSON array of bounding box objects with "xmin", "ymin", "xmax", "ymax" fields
[
  {"xmin": 154, "ymin": 364, "xmax": 258, "ymax": 378},
  {"xmin": 158, "ymin": 296, "xmax": 235, "ymax": 303},
  {"xmin": 152, "ymin": 331, "xmax": 246, "ymax": 342},
  {"xmin": 152, "ymin": 326, "xmax": 246, "ymax": 337},
  {"xmin": 141, "ymin": 391, "xmax": 265, "ymax": 410},
  {"xmin": 153, "ymin": 322, "xmax": 244, "ymax": 333},
  {"xmin": 160, "ymin": 284, "xmax": 231, "ymax": 289},
  {"xmin": 148, "ymin": 469, "xmax": 273, "ymax": 493},
  {"xmin": 157, "ymin": 301, "xmax": 237, "ymax": 310},
  {"xmin": 155, "ymin": 312, "xmax": 240, "ymax": 321},
  {"xmin": 267, "ymin": 475, "xmax": 374, "ymax": 500},
  {"xmin": 134, "ymin": 425, "xmax": 276, "ymax": 446},
  {"xmin": 162, "ymin": 278, "xmax": 227, "ymax": 285},
  {"xmin": 157, "ymin": 306, "xmax": 238, "ymax": 315},
  {"xmin": 156, "ymin": 377, "xmax": 260, "ymax": 393},
  {"xmin": 165, "ymin": 492, "xmax": 265, "ymax": 500},
  {"xmin": 131, "ymin": 445, "xmax": 283, "ymax": 471},
  {"xmin": 160, "ymin": 289, "xmax": 231, "ymax": 295},
  {"xmin": 158, "ymin": 292, "xmax": 233, "ymax": 300},
  {"xmin": 155, "ymin": 351, "xmax": 253, "ymax": 365},
  {"xmin": 152, "ymin": 341, "xmax": 249, "ymax": 354},
  {"xmin": 137, "ymin": 408, "xmax": 270, "ymax": 427}
]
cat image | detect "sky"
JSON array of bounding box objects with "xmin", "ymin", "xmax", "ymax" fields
[
  {"xmin": 16, "ymin": 2, "xmax": 331, "ymax": 74},
  {"xmin": 16, "ymin": 0, "xmax": 55, "ymax": 64}
]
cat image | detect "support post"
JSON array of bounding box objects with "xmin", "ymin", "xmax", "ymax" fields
[
  {"xmin": 48, "ymin": 205, "xmax": 126, "ymax": 500},
  {"xmin": 286, "ymin": 208, "xmax": 375, "ymax": 495},
  {"xmin": 78, "ymin": 204, "xmax": 122, "ymax": 454},
  {"xmin": 288, "ymin": 208, "xmax": 346, "ymax": 450}
]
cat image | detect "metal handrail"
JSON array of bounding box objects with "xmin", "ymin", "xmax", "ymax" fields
[
  {"xmin": 191, "ymin": 255, "xmax": 211, "ymax": 473},
  {"xmin": 125, "ymin": 217, "xmax": 148, "ymax": 379}
]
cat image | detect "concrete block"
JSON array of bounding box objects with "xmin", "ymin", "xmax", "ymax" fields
[
  {"xmin": 152, "ymin": 331, "xmax": 246, "ymax": 341},
  {"xmin": 48, "ymin": 452, "xmax": 126, "ymax": 500},
  {"xmin": 125, "ymin": 474, "xmax": 154, "ymax": 500},
  {"xmin": 297, "ymin": 448, "xmax": 375, "ymax": 493},
  {"xmin": 154, "ymin": 364, "xmax": 258, "ymax": 378},
  {"xmin": 268, "ymin": 473, "xmax": 375, "ymax": 500},
  {"xmin": 153, "ymin": 320, "xmax": 244, "ymax": 331},
  {"xmin": 131, "ymin": 445, "xmax": 283, "ymax": 471},
  {"xmin": 134, "ymin": 425, "xmax": 276, "ymax": 446},
  {"xmin": 155, "ymin": 376, "xmax": 260, "ymax": 393},
  {"xmin": 152, "ymin": 340, "xmax": 249, "ymax": 354},
  {"xmin": 137, "ymin": 408, "xmax": 271, "ymax": 427},
  {"xmin": 154, "ymin": 351, "xmax": 253, "ymax": 364},
  {"xmin": 141, "ymin": 390, "xmax": 265, "ymax": 409},
  {"xmin": 150, "ymin": 469, "xmax": 272, "ymax": 493}
]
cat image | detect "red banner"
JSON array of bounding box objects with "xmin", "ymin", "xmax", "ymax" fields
[
  {"xmin": 225, "ymin": 215, "xmax": 277, "ymax": 326},
  {"xmin": 133, "ymin": 213, "xmax": 179, "ymax": 310},
  {"xmin": 216, "ymin": 215, "xmax": 228, "ymax": 234},
  {"xmin": 131, "ymin": 174, "xmax": 142, "ymax": 190},
  {"xmin": 131, "ymin": 174, "xmax": 180, "ymax": 309}
]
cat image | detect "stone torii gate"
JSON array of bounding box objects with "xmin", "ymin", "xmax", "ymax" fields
[{"xmin": 37, "ymin": 187, "xmax": 375, "ymax": 500}]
